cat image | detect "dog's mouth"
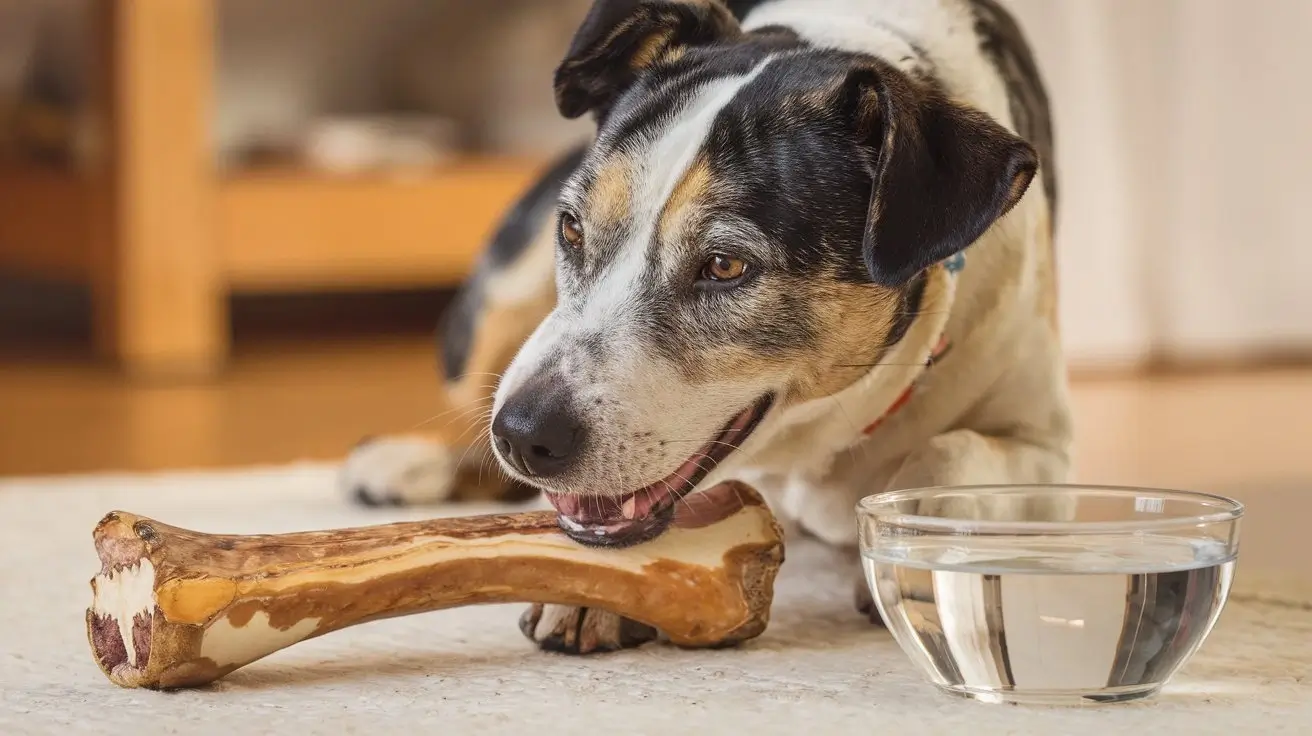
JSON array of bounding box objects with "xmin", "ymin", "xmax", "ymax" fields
[{"xmin": 546, "ymin": 393, "xmax": 773, "ymax": 548}]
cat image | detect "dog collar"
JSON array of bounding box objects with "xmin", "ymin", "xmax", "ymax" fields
[
  {"xmin": 856, "ymin": 252, "xmax": 963, "ymax": 436},
  {"xmin": 859, "ymin": 333, "xmax": 952, "ymax": 436}
]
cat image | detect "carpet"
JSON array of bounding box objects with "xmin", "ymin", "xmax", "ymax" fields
[{"xmin": 2, "ymin": 465, "xmax": 1309, "ymax": 735}]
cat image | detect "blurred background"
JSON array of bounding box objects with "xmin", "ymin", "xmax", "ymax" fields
[{"xmin": 1, "ymin": 0, "xmax": 1310, "ymax": 565}]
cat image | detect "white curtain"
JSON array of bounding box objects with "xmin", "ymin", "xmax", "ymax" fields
[{"xmin": 1006, "ymin": 0, "xmax": 1312, "ymax": 368}]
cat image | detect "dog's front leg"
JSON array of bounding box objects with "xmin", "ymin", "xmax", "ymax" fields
[
  {"xmin": 519, "ymin": 604, "xmax": 659, "ymax": 654},
  {"xmin": 886, "ymin": 428, "xmax": 1071, "ymax": 490},
  {"xmin": 851, "ymin": 429, "xmax": 1072, "ymax": 621},
  {"xmin": 342, "ymin": 151, "xmax": 568, "ymax": 506},
  {"xmin": 341, "ymin": 283, "xmax": 552, "ymax": 507}
]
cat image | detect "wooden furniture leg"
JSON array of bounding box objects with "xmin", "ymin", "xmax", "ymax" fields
[{"xmin": 89, "ymin": 0, "xmax": 226, "ymax": 379}]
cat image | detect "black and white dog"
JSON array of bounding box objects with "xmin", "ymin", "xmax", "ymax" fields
[{"xmin": 344, "ymin": 0, "xmax": 1072, "ymax": 652}]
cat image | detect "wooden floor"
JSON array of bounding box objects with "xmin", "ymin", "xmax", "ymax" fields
[
  {"xmin": 2, "ymin": 336, "xmax": 1310, "ymax": 581},
  {"xmin": 0, "ymin": 336, "xmax": 446, "ymax": 477}
]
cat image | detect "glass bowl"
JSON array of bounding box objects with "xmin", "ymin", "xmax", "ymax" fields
[{"xmin": 857, "ymin": 485, "xmax": 1243, "ymax": 706}]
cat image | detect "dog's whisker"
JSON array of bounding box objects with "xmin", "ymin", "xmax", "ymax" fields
[
  {"xmin": 657, "ymin": 438, "xmax": 741, "ymax": 446},
  {"xmin": 417, "ymin": 403, "xmax": 497, "ymax": 434},
  {"xmin": 642, "ymin": 485, "xmax": 659, "ymax": 517},
  {"xmin": 409, "ymin": 397, "xmax": 496, "ymax": 430},
  {"xmin": 477, "ymin": 443, "xmax": 511, "ymax": 490},
  {"xmin": 444, "ymin": 414, "xmax": 494, "ymax": 443},
  {"xmin": 834, "ymin": 361, "xmax": 942, "ymax": 369},
  {"xmin": 664, "ymin": 477, "xmax": 700, "ymax": 515},
  {"xmin": 889, "ymin": 308, "xmax": 948, "ymax": 318},
  {"xmin": 449, "ymin": 406, "xmax": 497, "ymax": 427},
  {"xmin": 453, "ymin": 431, "xmax": 495, "ymax": 479},
  {"xmin": 827, "ymin": 397, "xmax": 866, "ymax": 465},
  {"xmin": 449, "ymin": 420, "xmax": 494, "ymax": 457}
]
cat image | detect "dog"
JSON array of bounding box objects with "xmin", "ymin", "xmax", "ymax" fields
[{"xmin": 343, "ymin": 0, "xmax": 1072, "ymax": 653}]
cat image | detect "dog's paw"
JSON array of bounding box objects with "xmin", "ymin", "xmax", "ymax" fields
[
  {"xmin": 518, "ymin": 604, "xmax": 658, "ymax": 655},
  {"xmin": 341, "ymin": 436, "xmax": 458, "ymax": 507},
  {"xmin": 854, "ymin": 576, "xmax": 888, "ymax": 627}
]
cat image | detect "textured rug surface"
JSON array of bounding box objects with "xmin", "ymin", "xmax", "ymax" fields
[{"xmin": 1, "ymin": 465, "xmax": 1309, "ymax": 735}]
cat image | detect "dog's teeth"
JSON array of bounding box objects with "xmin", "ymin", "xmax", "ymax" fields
[
  {"xmin": 621, "ymin": 496, "xmax": 638, "ymax": 520},
  {"xmin": 558, "ymin": 515, "xmax": 587, "ymax": 533}
]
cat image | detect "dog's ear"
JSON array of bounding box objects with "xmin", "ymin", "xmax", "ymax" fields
[
  {"xmin": 841, "ymin": 63, "xmax": 1039, "ymax": 286},
  {"xmin": 555, "ymin": 0, "xmax": 740, "ymax": 121}
]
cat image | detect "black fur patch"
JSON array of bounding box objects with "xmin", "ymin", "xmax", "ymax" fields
[
  {"xmin": 586, "ymin": 44, "xmax": 1033, "ymax": 287},
  {"xmin": 552, "ymin": 21, "xmax": 1037, "ymax": 367},
  {"xmin": 554, "ymin": 0, "xmax": 741, "ymax": 122},
  {"xmin": 438, "ymin": 280, "xmax": 483, "ymax": 382},
  {"xmin": 849, "ymin": 64, "xmax": 1038, "ymax": 286},
  {"xmin": 440, "ymin": 147, "xmax": 586, "ymax": 382},
  {"xmin": 488, "ymin": 146, "xmax": 588, "ymax": 269},
  {"xmin": 723, "ymin": 0, "xmax": 772, "ymax": 19},
  {"xmin": 883, "ymin": 271, "xmax": 927, "ymax": 349},
  {"xmin": 701, "ymin": 53, "xmax": 876, "ymax": 283},
  {"xmin": 965, "ymin": 0, "xmax": 1058, "ymax": 225}
]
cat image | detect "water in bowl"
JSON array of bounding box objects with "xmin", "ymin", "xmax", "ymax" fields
[{"xmin": 863, "ymin": 534, "xmax": 1236, "ymax": 705}]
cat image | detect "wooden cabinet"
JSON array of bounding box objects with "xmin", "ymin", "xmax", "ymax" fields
[{"xmin": 0, "ymin": 0, "xmax": 544, "ymax": 379}]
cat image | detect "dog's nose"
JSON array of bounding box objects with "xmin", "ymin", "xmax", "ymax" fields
[{"xmin": 491, "ymin": 385, "xmax": 585, "ymax": 478}]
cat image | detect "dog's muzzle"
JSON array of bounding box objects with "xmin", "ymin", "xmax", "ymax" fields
[{"xmin": 545, "ymin": 394, "xmax": 774, "ymax": 548}]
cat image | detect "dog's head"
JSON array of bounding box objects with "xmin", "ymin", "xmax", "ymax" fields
[{"xmin": 491, "ymin": 0, "xmax": 1038, "ymax": 545}]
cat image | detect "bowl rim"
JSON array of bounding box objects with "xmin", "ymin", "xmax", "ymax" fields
[{"xmin": 856, "ymin": 484, "xmax": 1245, "ymax": 535}]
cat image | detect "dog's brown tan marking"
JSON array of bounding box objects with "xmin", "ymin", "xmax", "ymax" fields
[
  {"xmin": 554, "ymin": 0, "xmax": 742, "ymax": 120},
  {"xmin": 787, "ymin": 281, "xmax": 905, "ymax": 402},
  {"xmin": 657, "ymin": 274, "xmax": 901, "ymax": 402},
  {"xmin": 345, "ymin": 0, "xmax": 1070, "ymax": 655},
  {"xmin": 587, "ymin": 153, "xmax": 636, "ymax": 226},
  {"xmin": 657, "ymin": 154, "xmax": 712, "ymax": 242},
  {"xmin": 631, "ymin": 29, "xmax": 677, "ymax": 70},
  {"xmin": 437, "ymin": 220, "xmax": 558, "ymax": 502}
]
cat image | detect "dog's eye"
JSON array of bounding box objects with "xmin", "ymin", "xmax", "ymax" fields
[
  {"xmin": 559, "ymin": 213, "xmax": 584, "ymax": 248},
  {"xmin": 700, "ymin": 254, "xmax": 748, "ymax": 282}
]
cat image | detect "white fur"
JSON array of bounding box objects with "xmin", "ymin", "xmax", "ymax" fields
[
  {"xmin": 711, "ymin": 0, "xmax": 1072, "ymax": 550},
  {"xmin": 324, "ymin": 0, "xmax": 1079, "ymax": 653},
  {"xmin": 489, "ymin": 0, "xmax": 1069, "ymax": 519},
  {"xmin": 492, "ymin": 60, "xmax": 780, "ymax": 492},
  {"xmin": 743, "ymin": 0, "xmax": 1016, "ymax": 128},
  {"xmin": 342, "ymin": 437, "xmax": 458, "ymax": 505},
  {"xmin": 361, "ymin": 0, "xmax": 1073, "ymax": 633},
  {"xmin": 577, "ymin": 59, "xmax": 774, "ymax": 328}
]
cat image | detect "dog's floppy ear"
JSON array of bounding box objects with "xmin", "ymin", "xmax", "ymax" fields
[
  {"xmin": 842, "ymin": 63, "xmax": 1039, "ymax": 286},
  {"xmin": 555, "ymin": 0, "xmax": 740, "ymax": 121}
]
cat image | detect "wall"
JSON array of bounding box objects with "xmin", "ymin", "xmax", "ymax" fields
[
  {"xmin": 1007, "ymin": 0, "xmax": 1312, "ymax": 366},
  {"xmin": 7, "ymin": 0, "xmax": 1311, "ymax": 367},
  {"xmin": 1, "ymin": 0, "xmax": 593, "ymax": 165}
]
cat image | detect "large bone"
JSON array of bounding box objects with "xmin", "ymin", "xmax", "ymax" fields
[{"xmin": 87, "ymin": 481, "xmax": 784, "ymax": 689}]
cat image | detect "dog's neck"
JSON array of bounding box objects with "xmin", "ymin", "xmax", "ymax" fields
[{"xmin": 739, "ymin": 255, "xmax": 964, "ymax": 482}]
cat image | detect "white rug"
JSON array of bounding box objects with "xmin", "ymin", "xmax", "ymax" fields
[{"xmin": 2, "ymin": 465, "xmax": 1309, "ymax": 735}]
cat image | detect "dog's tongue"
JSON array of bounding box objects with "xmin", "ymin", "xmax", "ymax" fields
[
  {"xmin": 545, "ymin": 481, "xmax": 688, "ymax": 547},
  {"xmin": 544, "ymin": 402, "xmax": 762, "ymax": 546}
]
